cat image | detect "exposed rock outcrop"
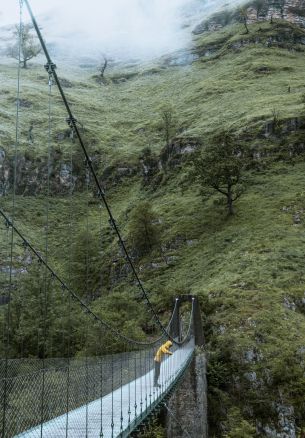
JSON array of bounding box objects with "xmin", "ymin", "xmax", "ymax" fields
[
  {"xmin": 0, "ymin": 149, "xmax": 83, "ymax": 197},
  {"xmin": 194, "ymin": 0, "xmax": 305, "ymax": 35}
]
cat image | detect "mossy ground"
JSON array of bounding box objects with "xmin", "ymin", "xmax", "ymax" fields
[{"xmin": 1, "ymin": 19, "xmax": 305, "ymax": 435}]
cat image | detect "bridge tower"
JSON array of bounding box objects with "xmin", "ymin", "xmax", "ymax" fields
[
  {"xmin": 171, "ymin": 295, "xmax": 204, "ymax": 346},
  {"xmin": 167, "ymin": 295, "xmax": 208, "ymax": 438}
]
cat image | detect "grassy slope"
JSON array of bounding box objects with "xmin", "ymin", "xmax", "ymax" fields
[
  {"xmin": 2, "ymin": 22, "xmax": 305, "ymax": 159},
  {"xmin": 1, "ymin": 19, "xmax": 305, "ymax": 434}
]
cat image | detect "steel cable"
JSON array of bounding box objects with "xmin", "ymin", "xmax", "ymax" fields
[
  {"xmin": 22, "ymin": 0, "xmax": 184, "ymax": 343},
  {"xmin": 1, "ymin": 2, "xmax": 23, "ymax": 436}
]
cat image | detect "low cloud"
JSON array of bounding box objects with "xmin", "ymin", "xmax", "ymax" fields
[{"xmin": 1, "ymin": 0, "xmax": 246, "ymax": 61}]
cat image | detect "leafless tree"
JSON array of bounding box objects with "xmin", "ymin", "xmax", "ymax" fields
[
  {"xmin": 159, "ymin": 105, "xmax": 179, "ymax": 167},
  {"xmin": 99, "ymin": 54, "xmax": 108, "ymax": 83},
  {"xmin": 239, "ymin": 7, "xmax": 249, "ymax": 34},
  {"xmin": 271, "ymin": 108, "xmax": 281, "ymax": 135},
  {"xmin": 7, "ymin": 23, "xmax": 41, "ymax": 68},
  {"xmin": 161, "ymin": 106, "xmax": 176, "ymax": 149}
]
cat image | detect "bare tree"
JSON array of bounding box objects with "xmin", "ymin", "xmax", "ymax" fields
[
  {"xmin": 271, "ymin": 108, "xmax": 281, "ymax": 135},
  {"xmin": 160, "ymin": 105, "xmax": 177, "ymax": 164},
  {"xmin": 7, "ymin": 23, "xmax": 41, "ymax": 68},
  {"xmin": 239, "ymin": 7, "xmax": 249, "ymax": 34},
  {"xmin": 99, "ymin": 54, "xmax": 108, "ymax": 83},
  {"xmin": 161, "ymin": 106, "xmax": 177, "ymax": 148},
  {"xmin": 28, "ymin": 122, "xmax": 34, "ymax": 144}
]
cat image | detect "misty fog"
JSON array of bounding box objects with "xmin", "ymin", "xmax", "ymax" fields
[{"xmin": 1, "ymin": 0, "xmax": 246, "ymax": 61}]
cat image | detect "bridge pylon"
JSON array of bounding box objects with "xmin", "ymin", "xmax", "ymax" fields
[{"xmin": 171, "ymin": 295, "xmax": 204, "ymax": 347}]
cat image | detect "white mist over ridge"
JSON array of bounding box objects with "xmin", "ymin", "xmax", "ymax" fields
[{"xmin": 1, "ymin": 0, "xmax": 246, "ymax": 61}]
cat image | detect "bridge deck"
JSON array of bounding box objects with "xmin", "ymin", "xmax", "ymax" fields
[{"xmin": 15, "ymin": 342, "xmax": 194, "ymax": 438}]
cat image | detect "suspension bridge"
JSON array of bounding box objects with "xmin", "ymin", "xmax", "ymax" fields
[{"xmin": 0, "ymin": 1, "xmax": 205, "ymax": 437}]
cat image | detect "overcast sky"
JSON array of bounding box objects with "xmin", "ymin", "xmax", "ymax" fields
[{"xmin": 0, "ymin": 0, "xmax": 244, "ymax": 60}]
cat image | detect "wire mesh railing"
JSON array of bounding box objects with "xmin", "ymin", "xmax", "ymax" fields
[
  {"xmin": 0, "ymin": 352, "xmax": 148, "ymax": 437},
  {"xmin": 0, "ymin": 341, "xmax": 195, "ymax": 437}
]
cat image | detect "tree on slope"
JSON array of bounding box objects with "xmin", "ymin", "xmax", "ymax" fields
[
  {"xmin": 194, "ymin": 132, "xmax": 247, "ymax": 216},
  {"xmin": 98, "ymin": 54, "xmax": 109, "ymax": 84},
  {"xmin": 277, "ymin": 0, "xmax": 286, "ymax": 19},
  {"xmin": 70, "ymin": 230, "xmax": 101, "ymax": 300},
  {"xmin": 160, "ymin": 105, "xmax": 178, "ymax": 163},
  {"xmin": 239, "ymin": 7, "xmax": 249, "ymax": 34},
  {"xmin": 251, "ymin": 0, "xmax": 266, "ymax": 19},
  {"xmin": 128, "ymin": 201, "xmax": 160, "ymax": 258},
  {"xmin": 7, "ymin": 23, "xmax": 41, "ymax": 68}
]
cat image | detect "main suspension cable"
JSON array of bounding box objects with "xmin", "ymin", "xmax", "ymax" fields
[{"xmin": 23, "ymin": 0, "xmax": 173, "ymax": 340}]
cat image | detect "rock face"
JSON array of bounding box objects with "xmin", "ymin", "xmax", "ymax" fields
[
  {"xmin": 254, "ymin": 0, "xmax": 305, "ymax": 27},
  {"xmin": 0, "ymin": 148, "xmax": 86, "ymax": 197},
  {"xmin": 166, "ymin": 350, "xmax": 208, "ymax": 438},
  {"xmin": 194, "ymin": 0, "xmax": 305, "ymax": 35},
  {"xmin": 160, "ymin": 138, "xmax": 200, "ymax": 170},
  {"xmin": 258, "ymin": 404, "xmax": 297, "ymax": 437},
  {"xmin": 0, "ymin": 147, "xmax": 9, "ymax": 196},
  {"xmin": 0, "ymin": 135, "xmax": 200, "ymax": 196}
]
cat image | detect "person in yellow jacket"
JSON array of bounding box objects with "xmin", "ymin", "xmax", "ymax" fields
[{"xmin": 154, "ymin": 340, "xmax": 173, "ymax": 387}]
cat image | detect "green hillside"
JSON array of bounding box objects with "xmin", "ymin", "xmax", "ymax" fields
[{"xmin": 1, "ymin": 16, "xmax": 305, "ymax": 436}]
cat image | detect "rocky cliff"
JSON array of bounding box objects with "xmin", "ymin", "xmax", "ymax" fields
[{"xmin": 194, "ymin": 0, "xmax": 305, "ymax": 34}]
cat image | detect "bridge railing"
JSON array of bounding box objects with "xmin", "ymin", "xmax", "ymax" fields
[{"xmin": 0, "ymin": 341, "xmax": 195, "ymax": 437}]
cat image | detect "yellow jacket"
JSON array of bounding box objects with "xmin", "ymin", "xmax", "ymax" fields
[{"xmin": 154, "ymin": 341, "xmax": 173, "ymax": 363}]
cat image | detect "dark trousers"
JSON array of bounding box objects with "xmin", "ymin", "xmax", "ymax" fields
[{"xmin": 154, "ymin": 361, "xmax": 161, "ymax": 385}]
